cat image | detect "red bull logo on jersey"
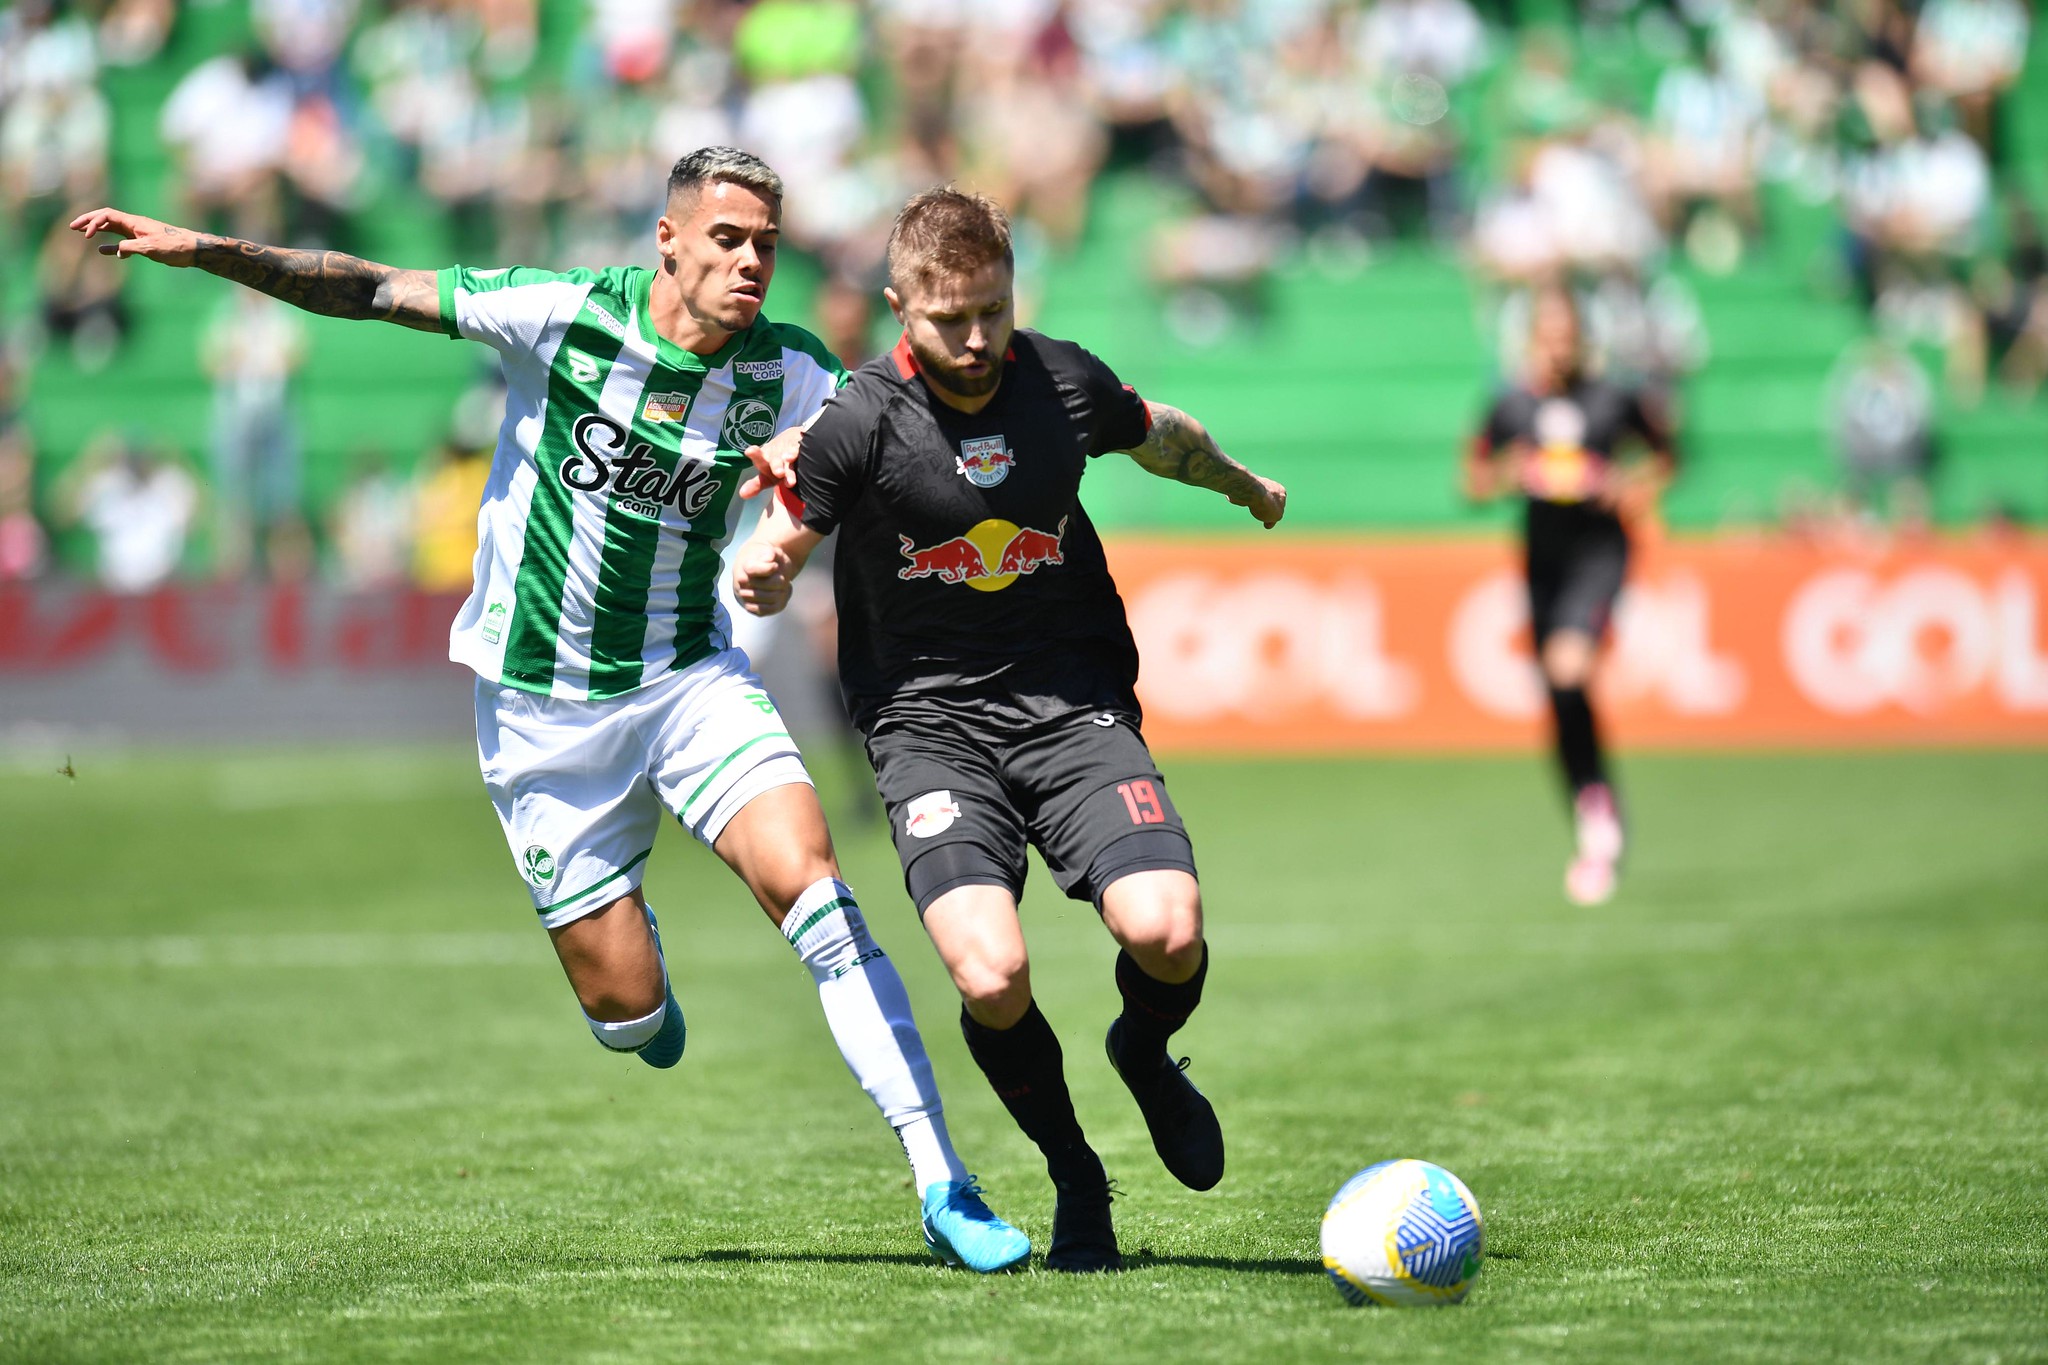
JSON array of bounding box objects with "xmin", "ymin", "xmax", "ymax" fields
[
  {"xmin": 956, "ymin": 436, "xmax": 1016, "ymax": 488},
  {"xmin": 896, "ymin": 517, "xmax": 1067, "ymax": 593}
]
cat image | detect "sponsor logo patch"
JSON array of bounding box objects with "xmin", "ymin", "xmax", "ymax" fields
[
  {"xmin": 642, "ymin": 391, "xmax": 691, "ymax": 423},
  {"xmin": 522, "ymin": 845, "xmax": 557, "ymax": 885},
  {"xmin": 905, "ymin": 790, "xmax": 960, "ymax": 839},
  {"xmin": 734, "ymin": 359, "xmax": 785, "ymax": 380},
  {"xmin": 481, "ymin": 601, "xmax": 508, "ymax": 645},
  {"xmin": 583, "ymin": 301, "xmax": 628, "ymax": 339},
  {"xmin": 565, "ymin": 350, "xmax": 600, "ymax": 385},
  {"xmin": 956, "ymin": 436, "xmax": 1015, "ymax": 488},
  {"xmin": 896, "ymin": 517, "xmax": 1067, "ymax": 592},
  {"xmin": 558, "ymin": 412, "xmax": 723, "ymax": 520}
]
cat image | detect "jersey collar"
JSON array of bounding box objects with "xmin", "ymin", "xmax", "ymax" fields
[{"xmin": 634, "ymin": 268, "xmax": 753, "ymax": 373}]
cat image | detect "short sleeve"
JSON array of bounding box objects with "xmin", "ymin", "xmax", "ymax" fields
[
  {"xmin": 793, "ymin": 379, "xmax": 880, "ymax": 535},
  {"xmin": 437, "ymin": 265, "xmax": 594, "ymax": 357},
  {"xmin": 1477, "ymin": 395, "xmax": 1514, "ymax": 451},
  {"xmin": 1067, "ymin": 343, "xmax": 1152, "ymax": 456},
  {"xmin": 771, "ymin": 327, "xmax": 851, "ymax": 435},
  {"xmin": 1625, "ymin": 388, "xmax": 1676, "ymax": 461}
]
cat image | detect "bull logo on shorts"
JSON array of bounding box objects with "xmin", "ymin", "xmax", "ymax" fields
[
  {"xmin": 522, "ymin": 845, "xmax": 558, "ymax": 885},
  {"xmin": 905, "ymin": 790, "xmax": 960, "ymax": 839}
]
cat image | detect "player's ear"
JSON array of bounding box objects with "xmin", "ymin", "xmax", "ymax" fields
[
  {"xmin": 654, "ymin": 213, "xmax": 678, "ymax": 270},
  {"xmin": 882, "ymin": 286, "xmax": 905, "ymax": 324}
]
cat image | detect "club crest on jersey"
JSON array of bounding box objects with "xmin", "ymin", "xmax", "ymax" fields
[
  {"xmin": 896, "ymin": 517, "xmax": 1066, "ymax": 592},
  {"xmin": 722, "ymin": 398, "xmax": 777, "ymax": 449},
  {"xmin": 905, "ymin": 790, "xmax": 960, "ymax": 839},
  {"xmin": 956, "ymin": 436, "xmax": 1015, "ymax": 488},
  {"xmin": 641, "ymin": 391, "xmax": 690, "ymax": 423},
  {"xmin": 559, "ymin": 412, "xmax": 722, "ymax": 519}
]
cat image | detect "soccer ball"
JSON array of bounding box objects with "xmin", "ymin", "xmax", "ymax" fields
[{"xmin": 1320, "ymin": 1159, "xmax": 1484, "ymax": 1306}]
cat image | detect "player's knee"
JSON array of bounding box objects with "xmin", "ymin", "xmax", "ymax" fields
[
  {"xmin": 1109, "ymin": 878, "xmax": 1204, "ymax": 976},
  {"xmin": 1542, "ymin": 632, "xmax": 1595, "ymax": 688},
  {"xmin": 952, "ymin": 951, "xmax": 1031, "ymax": 1028}
]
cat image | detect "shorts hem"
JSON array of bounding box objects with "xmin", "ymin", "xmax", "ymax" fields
[
  {"xmin": 533, "ymin": 852, "xmax": 651, "ymax": 930},
  {"xmin": 1081, "ymin": 828, "xmax": 1198, "ymax": 908},
  {"xmin": 687, "ymin": 755, "xmax": 814, "ymax": 847},
  {"xmin": 913, "ymin": 874, "xmax": 1020, "ymax": 918}
]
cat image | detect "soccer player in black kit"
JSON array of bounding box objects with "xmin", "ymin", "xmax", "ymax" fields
[
  {"xmin": 1466, "ymin": 285, "xmax": 1678, "ymax": 906},
  {"xmin": 732, "ymin": 188, "xmax": 1287, "ymax": 1271}
]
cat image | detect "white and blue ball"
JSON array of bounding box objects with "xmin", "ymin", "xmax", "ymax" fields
[{"xmin": 1320, "ymin": 1159, "xmax": 1483, "ymax": 1306}]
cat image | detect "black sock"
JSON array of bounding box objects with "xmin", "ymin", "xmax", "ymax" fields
[
  {"xmin": 1547, "ymin": 685, "xmax": 1607, "ymax": 795},
  {"xmin": 959, "ymin": 1001, "xmax": 1088, "ymax": 1160},
  {"xmin": 1114, "ymin": 944, "xmax": 1208, "ymax": 1063}
]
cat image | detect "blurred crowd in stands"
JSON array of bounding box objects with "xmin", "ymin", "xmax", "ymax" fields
[{"xmin": 0, "ymin": 0, "xmax": 2039, "ymax": 587}]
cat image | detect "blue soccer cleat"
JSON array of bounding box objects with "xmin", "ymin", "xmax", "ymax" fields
[
  {"xmin": 638, "ymin": 982, "xmax": 686, "ymax": 1069},
  {"xmin": 921, "ymin": 1178, "xmax": 1031, "ymax": 1273}
]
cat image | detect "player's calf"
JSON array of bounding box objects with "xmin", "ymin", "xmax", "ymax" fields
[
  {"xmin": 549, "ymin": 892, "xmax": 685, "ymax": 1068},
  {"xmin": 1100, "ymin": 872, "xmax": 1224, "ymax": 1190}
]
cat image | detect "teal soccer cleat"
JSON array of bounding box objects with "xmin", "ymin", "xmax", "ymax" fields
[
  {"xmin": 637, "ymin": 982, "xmax": 686, "ymax": 1069},
  {"xmin": 921, "ymin": 1178, "xmax": 1031, "ymax": 1273}
]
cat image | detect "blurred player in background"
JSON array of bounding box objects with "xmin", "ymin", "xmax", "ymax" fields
[
  {"xmin": 734, "ymin": 188, "xmax": 1287, "ymax": 1271},
  {"xmin": 1466, "ymin": 285, "xmax": 1678, "ymax": 907},
  {"xmin": 70, "ymin": 147, "xmax": 1032, "ymax": 1273}
]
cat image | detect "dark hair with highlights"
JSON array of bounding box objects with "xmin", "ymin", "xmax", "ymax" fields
[
  {"xmin": 666, "ymin": 146, "xmax": 783, "ymax": 208},
  {"xmin": 886, "ymin": 187, "xmax": 1013, "ymax": 294}
]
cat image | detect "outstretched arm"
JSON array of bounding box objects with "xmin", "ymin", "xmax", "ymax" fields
[
  {"xmin": 1121, "ymin": 401, "xmax": 1287, "ymax": 528},
  {"xmin": 69, "ymin": 207, "xmax": 441, "ymax": 332},
  {"xmin": 732, "ymin": 487, "xmax": 825, "ymax": 618}
]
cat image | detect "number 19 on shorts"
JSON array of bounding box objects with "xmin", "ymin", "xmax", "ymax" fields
[{"xmin": 1117, "ymin": 780, "xmax": 1165, "ymax": 825}]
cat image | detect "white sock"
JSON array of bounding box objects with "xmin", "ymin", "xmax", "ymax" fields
[
  {"xmin": 586, "ymin": 999, "xmax": 666, "ymax": 1052},
  {"xmin": 784, "ymin": 877, "xmax": 969, "ymax": 1191}
]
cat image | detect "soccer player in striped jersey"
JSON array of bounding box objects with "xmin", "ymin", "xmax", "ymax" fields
[{"xmin": 70, "ymin": 147, "xmax": 1030, "ymax": 1272}]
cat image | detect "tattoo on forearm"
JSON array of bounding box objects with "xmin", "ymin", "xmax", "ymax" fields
[
  {"xmin": 195, "ymin": 237, "xmax": 441, "ymax": 331},
  {"xmin": 1127, "ymin": 404, "xmax": 1267, "ymax": 503}
]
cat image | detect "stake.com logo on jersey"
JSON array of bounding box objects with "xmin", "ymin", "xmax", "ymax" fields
[
  {"xmin": 557, "ymin": 412, "xmax": 724, "ymax": 520},
  {"xmin": 897, "ymin": 517, "xmax": 1067, "ymax": 593}
]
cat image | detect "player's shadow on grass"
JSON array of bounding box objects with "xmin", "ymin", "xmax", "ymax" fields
[
  {"xmin": 664, "ymin": 1249, "xmax": 933, "ymax": 1267},
  {"xmin": 1124, "ymin": 1253, "xmax": 1325, "ymax": 1276},
  {"xmin": 665, "ymin": 1249, "xmax": 1325, "ymax": 1275}
]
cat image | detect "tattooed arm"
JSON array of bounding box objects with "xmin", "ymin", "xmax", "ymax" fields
[
  {"xmin": 69, "ymin": 207, "xmax": 441, "ymax": 331},
  {"xmin": 1121, "ymin": 401, "xmax": 1288, "ymax": 528}
]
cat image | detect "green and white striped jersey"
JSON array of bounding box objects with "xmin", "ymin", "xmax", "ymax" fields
[{"xmin": 436, "ymin": 264, "xmax": 845, "ymax": 700}]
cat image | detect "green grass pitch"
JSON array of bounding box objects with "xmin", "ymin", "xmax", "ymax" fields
[{"xmin": 2, "ymin": 745, "xmax": 2044, "ymax": 1363}]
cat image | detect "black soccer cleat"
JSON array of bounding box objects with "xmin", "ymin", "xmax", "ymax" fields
[
  {"xmin": 1045, "ymin": 1145, "xmax": 1122, "ymax": 1273},
  {"xmin": 1105, "ymin": 1018, "xmax": 1225, "ymax": 1192}
]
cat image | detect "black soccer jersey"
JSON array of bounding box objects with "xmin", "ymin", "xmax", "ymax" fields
[
  {"xmin": 1476, "ymin": 378, "xmax": 1670, "ymax": 512},
  {"xmin": 795, "ymin": 329, "xmax": 1153, "ymax": 732}
]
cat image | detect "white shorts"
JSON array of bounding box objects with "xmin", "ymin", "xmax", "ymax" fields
[{"xmin": 475, "ymin": 649, "xmax": 811, "ymax": 929}]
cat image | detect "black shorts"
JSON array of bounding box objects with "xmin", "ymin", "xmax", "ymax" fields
[
  {"xmin": 866, "ymin": 707, "xmax": 1198, "ymax": 915},
  {"xmin": 1525, "ymin": 503, "xmax": 1629, "ymax": 645}
]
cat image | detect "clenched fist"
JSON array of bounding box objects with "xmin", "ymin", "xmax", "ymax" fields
[{"xmin": 732, "ymin": 542, "xmax": 795, "ymax": 617}]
